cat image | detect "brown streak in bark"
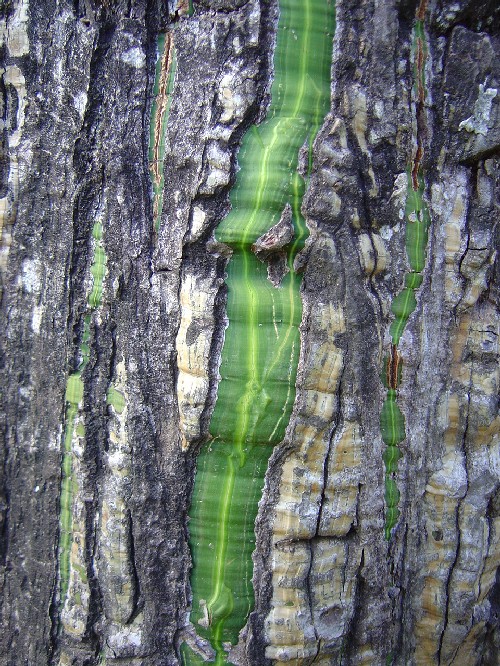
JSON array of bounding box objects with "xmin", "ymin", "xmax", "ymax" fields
[
  {"xmin": 411, "ymin": 0, "xmax": 429, "ymax": 190},
  {"xmin": 416, "ymin": 0, "xmax": 428, "ymax": 22},
  {"xmin": 386, "ymin": 344, "xmax": 402, "ymax": 390},
  {"xmin": 416, "ymin": 39, "xmax": 425, "ymax": 106},
  {"xmin": 411, "ymin": 144, "xmax": 423, "ymax": 191},
  {"xmin": 412, "ymin": 33, "xmax": 427, "ymax": 190},
  {"xmin": 152, "ymin": 33, "xmax": 174, "ymax": 189}
]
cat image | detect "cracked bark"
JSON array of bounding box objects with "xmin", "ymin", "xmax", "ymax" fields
[{"xmin": 1, "ymin": 0, "xmax": 500, "ymax": 665}]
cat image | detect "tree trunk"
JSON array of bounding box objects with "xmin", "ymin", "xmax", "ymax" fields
[{"xmin": 1, "ymin": 0, "xmax": 499, "ymax": 664}]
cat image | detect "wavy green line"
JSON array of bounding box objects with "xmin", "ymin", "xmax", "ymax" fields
[
  {"xmin": 380, "ymin": 390, "xmax": 406, "ymax": 447},
  {"xmin": 184, "ymin": 1, "xmax": 335, "ymax": 663},
  {"xmin": 381, "ymin": 8, "xmax": 431, "ymax": 539}
]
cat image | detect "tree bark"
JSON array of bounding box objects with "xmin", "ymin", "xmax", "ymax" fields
[{"xmin": 1, "ymin": 0, "xmax": 499, "ymax": 665}]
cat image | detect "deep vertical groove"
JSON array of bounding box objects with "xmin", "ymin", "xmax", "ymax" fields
[{"xmin": 57, "ymin": 221, "xmax": 107, "ymax": 614}]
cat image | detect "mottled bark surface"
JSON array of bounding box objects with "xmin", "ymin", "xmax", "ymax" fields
[{"xmin": 0, "ymin": 0, "xmax": 499, "ymax": 665}]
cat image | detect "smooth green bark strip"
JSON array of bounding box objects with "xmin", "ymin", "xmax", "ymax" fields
[{"xmin": 185, "ymin": 1, "xmax": 335, "ymax": 663}]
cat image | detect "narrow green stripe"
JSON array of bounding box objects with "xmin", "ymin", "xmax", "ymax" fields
[
  {"xmin": 58, "ymin": 224, "xmax": 107, "ymax": 607},
  {"xmin": 381, "ymin": 8, "xmax": 431, "ymax": 540}
]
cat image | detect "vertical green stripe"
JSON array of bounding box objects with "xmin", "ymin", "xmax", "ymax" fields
[
  {"xmin": 381, "ymin": 5, "xmax": 430, "ymax": 540},
  {"xmin": 58, "ymin": 225, "xmax": 107, "ymax": 606},
  {"xmin": 185, "ymin": 1, "xmax": 335, "ymax": 663}
]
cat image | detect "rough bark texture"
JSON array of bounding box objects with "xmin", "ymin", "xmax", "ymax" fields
[{"xmin": 0, "ymin": 0, "xmax": 499, "ymax": 665}]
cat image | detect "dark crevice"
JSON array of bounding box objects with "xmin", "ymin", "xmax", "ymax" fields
[
  {"xmin": 126, "ymin": 509, "xmax": 143, "ymax": 625},
  {"xmin": 85, "ymin": 495, "xmax": 103, "ymax": 646},
  {"xmin": 0, "ymin": 399, "xmax": 8, "ymax": 570},
  {"xmin": 365, "ymin": 232, "xmax": 385, "ymax": 322},
  {"xmin": 341, "ymin": 544, "xmax": 364, "ymax": 664},
  {"xmin": 460, "ymin": 145, "xmax": 500, "ymax": 166},
  {"xmin": 309, "ymin": 639, "xmax": 322, "ymax": 665},
  {"xmin": 437, "ymin": 363, "xmax": 472, "ymax": 664},
  {"xmin": 432, "ymin": 0, "xmax": 500, "ymax": 34},
  {"xmin": 315, "ymin": 361, "xmax": 345, "ymax": 537},
  {"xmin": 84, "ymin": 324, "xmax": 110, "ymax": 648},
  {"xmin": 436, "ymin": 494, "xmax": 461, "ymax": 665},
  {"xmin": 104, "ymin": 325, "xmax": 119, "ymax": 450}
]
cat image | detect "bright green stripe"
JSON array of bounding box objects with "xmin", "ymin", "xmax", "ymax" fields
[
  {"xmin": 156, "ymin": 48, "xmax": 176, "ymax": 182},
  {"xmin": 186, "ymin": 1, "xmax": 334, "ymax": 662},
  {"xmin": 385, "ymin": 476, "xmax": 400, "ymax": 507},
  {"xmin": 390, "ymin": 288, "xmax": 417, "ymax": 344},
  {"xmin": 65, "ymin": 373, "xmax": 83, "ymax": 406},
  {"xmin": 380, "ymin": 391, "xmax": 405, "ymax": 447},
  {"xmin": 391, "ymin": 287, "xmax": 416, "ymax": 319},
  {"xmin": 385, "ymin": 504, "xmax": 400, "ymax": 540},
  {"xmin": 383, "ymin": 445, "xmax": 402, "ymax": 473},
  {"xmin": 404, "ymin": 271, "xmax": 423, "ymax": 289},
  {"xmin": 385, "ymin": 474, "xmax": 401, "ymax": 540},
  {"xmin": 149, "ymin": 33, "xmax": 166, "ymax": 161},
  {"xmin": 107, "ymin": 386, "xmax": 125, "ymax": 414},
  {"xmin": 405, "ymin": 170, "xmax": 430, "ymax": 272},
  {"xmin": 59, "ymin": 403, "xmax": 77, "ymax": 603}
]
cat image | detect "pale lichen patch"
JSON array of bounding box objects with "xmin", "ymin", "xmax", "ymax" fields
[
  {"xmin": 61, "ymin": 414, "xmax": 91, "ymax": 637},
  {"xmin": 459, "ymin": 84, "xmax": 497, "ymax": 136},
  {"xmin": 349, "ymin": 87, "xmax": 378, "ymax": 197},
  {"xmin": 318, "ymin": 420, "xmax": 363, "ymax": 537},
  {"xmin": 218, "ymin": 70, "xmax": 256, "ymax": 125},
  {"xmin": 6, "ymin": 0, "xmax": 29, "ymax": 57},
  {"xmin": 176, "ymin": 272, "xmax": 220, "ymax": 450},
  {"xmin": 189, "ymin": 205, "xmax": 207, "ymax": 241},
  {"xmin": 357, "ymin": 233, "xmax": 387, "ymax": 276},
  {"xmin": 198, "ymin": 141, "xmax": 231, "ymax": 195},
  {"xmin": 121, "ymin": 47, "xmax": 146, "ymax": 69},
  {"xmin": 106, "ymin": 613, "xmax": 145, "ymax": 653},
  {"xmin": 0, "ymin": 63, "xmax": 28, "ymax": 270}
]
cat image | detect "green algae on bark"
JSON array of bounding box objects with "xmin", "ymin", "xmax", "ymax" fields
[
  {"xmin": 58, "ymin": 222, "xmax": 107, "ymax": 608},
  {"xmin": 184, "ymin": 0, "xmax": 335, "ymax": 663},
  {"xmin": 106, "ymin": 385, "xmax": 126, "ymax": 414},
  {"xmin": 149, "ymin": 32, "xmax": 176, "ymax": 233},
  {"xmin": 381, "ymin": 0, "xmax": 431, "ymax": 540}
]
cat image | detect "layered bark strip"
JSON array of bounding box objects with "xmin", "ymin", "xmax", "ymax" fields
[
  {"xmin": 58, "ymin": 222, "xmax": 107, "ymax": 631},
  {"xmin": 0, "ymin": 0, "xmax": 28, "ymax": 276},
  {"xmin": 149, "ymin": 32, "xmax": 176, "ymax": 233},
  {"xmin": 184, "ymin": 1, "xmax": 334, "ymax": 663},
  {"xmin": 380, "ymin": 0, "xmax": 430, "ymax": 540}
]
